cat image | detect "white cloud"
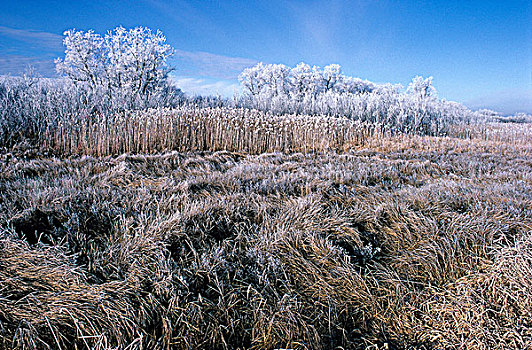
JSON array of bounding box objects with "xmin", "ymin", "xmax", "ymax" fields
[
  {"xmin": 0, "ymin": 26, "xmax": 63, "ymax": 51},
  {"xmin": 0, "ymin": 55, "xmax": 57, "ymax": 77},
  {"xmin": 284, "ymin": 0, "xmax": 345, "ymax": 59},
  {"xmin": 171, "ymin": 76, "xmax": 241, "ymax": 97},
  {"xmin": 173, "ymin": 49, "xmax": 256, "ymax": 79}
]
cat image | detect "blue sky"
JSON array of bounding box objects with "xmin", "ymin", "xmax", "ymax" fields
[{"xmin": 1, "ymin": 0, "xmax": 530, "ymax": 114}]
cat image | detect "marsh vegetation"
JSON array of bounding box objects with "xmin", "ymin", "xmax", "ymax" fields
[
  {"xmin": 1, "ymin": 122, "xmax": 531, "ymax": 349},
  {"xmin": 0, "ymin": 26, "xmax": 531, "ymax": 350}
]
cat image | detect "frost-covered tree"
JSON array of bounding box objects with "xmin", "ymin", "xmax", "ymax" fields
[
  {"xmin": 55, "ymin": 26, "xmax": 175, "ymax": 102},
  {"xmin": 321, "ymin": 64, "xmax": 342, "ymax": 92},
  {"xmin": 54, "ymin": 29, "xmax": 105, "ymax": 89},
  {"xmin": 289, "ymin": 62, "xmax": 313, "ymax": 98},
  {"xmin": 338, "ymin": 77, "xmax": 378, "ymax": 94},
  {"xmin": 236, "ymin": 62, "xmax": 472, "ymax": 135},
  {"xmin": 265, "ymin": 64, "xmax": 291, "ymax": 97},
  {"xmin": 407, "ymin": 75, "xmax": 437, "ymax": 99},
  {"xmin": 239, "ymin": 62, "xmax": 265, "ymax": 96},
  {"xmin": 239, "ymin": 63, "xmax": 291, "ymax": 98}
]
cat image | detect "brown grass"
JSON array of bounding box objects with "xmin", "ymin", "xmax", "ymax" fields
[
  {"xmin": 0, "ymin": 114, "xmax": 531, "ymax": 349},
  {"xmin": 43, "ymin": 107, "xmax": 424, "ymax": 156}
]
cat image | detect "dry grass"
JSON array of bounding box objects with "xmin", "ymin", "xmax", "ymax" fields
[
  {"xmin": 0, "ymin": 116, "xmax": 531, "ymax": 349},
  {"xmin": 449, "ymin": 122, "xmax": 532, "ymax": 146},
  {"xmin": 42, "ymin": 107, "xmax": 437, "ymax": 157}
]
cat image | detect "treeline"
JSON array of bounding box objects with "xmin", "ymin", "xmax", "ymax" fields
[
  {"xmin": 235, "ymin": 62, "xmax": 476, "ymax": 134},
  {"xmin": 0, "ymin": 71, "xmax": 456, "ymax": 151},
  {"xmin": 1, "ymin": 26, "xmax": 525, "ymax": 153}
]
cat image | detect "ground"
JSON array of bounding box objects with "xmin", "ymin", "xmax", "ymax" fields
[{"xmin": 0, "ymin": 130, "xmax": 531, "ymax": 349}]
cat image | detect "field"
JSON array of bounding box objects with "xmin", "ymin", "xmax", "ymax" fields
[{"xmin": 0, "ymin": 109, "xmax": 531, "ymax": 349}]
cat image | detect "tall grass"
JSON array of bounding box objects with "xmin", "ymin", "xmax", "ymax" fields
[
  {"xmin": 450, "ymin": 122, "xmax": 532, "ymax": 145},
  {"xmin": 44, "ymin": 107, "xmax": 395, "ymax": 156},
  {"xmin": 42, "ymin": 107, "xmax": 532, "ymax": 157}
]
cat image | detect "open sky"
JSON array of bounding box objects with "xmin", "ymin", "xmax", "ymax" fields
[{"xmin": 1, "ymin": 0, "xmax": 531, "ymax": 114}]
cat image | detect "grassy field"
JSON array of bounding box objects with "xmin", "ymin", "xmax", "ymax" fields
[{"xmin": 0, "ymin": 112, "xmax": 531, "ymax": 349}]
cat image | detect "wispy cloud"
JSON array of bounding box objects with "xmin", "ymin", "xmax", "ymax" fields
[
  {"xmin": 143, "ymin": 0, "xmax": 229, "ymax": 44},
  {"xmin": 173, "ymin": 49, "xmax": 257, "ymax": 80},
  {"xmin": 285, "ymin": 0, "xmax": 345, "ymax": 60},
  {"xmin": 0, "ymin": 26, "xmax": 63, "ymax": 52},
  {"xmin": 171, "ymin": 76, "xmax": 241, "ymax": 97},
  {"xmin": 0, "ymin": 55, "xmax": 57, "ymax": 77}
]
